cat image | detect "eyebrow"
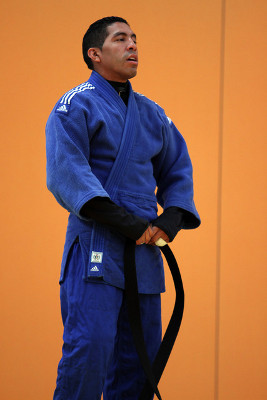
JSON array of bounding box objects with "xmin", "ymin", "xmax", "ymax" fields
[{"xmin": 112, "ymin": 31, "xmax": 137, "ymax": 40}]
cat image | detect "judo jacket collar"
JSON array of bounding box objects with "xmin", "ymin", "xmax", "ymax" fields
[{"xmin": 89, "ymin": 70, "xmax": 130, "ymax": 114}]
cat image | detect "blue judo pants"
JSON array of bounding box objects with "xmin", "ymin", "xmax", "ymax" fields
[{"xmin": 53, "ymin": 242, "xmax": 162, "ymax": 400}]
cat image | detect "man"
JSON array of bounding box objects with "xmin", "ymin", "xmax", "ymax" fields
[{"xmin": 46, "ymin": 16, "xmax": 200, "ymax": 400}]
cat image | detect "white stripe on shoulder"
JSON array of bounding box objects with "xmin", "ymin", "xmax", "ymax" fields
[
  {"xmin": 134, "ymin": 91, "xmax": 145, "ymax": 97},
  {"xmin": 134, "ymin": 91, "xmax": 172, "ymax": 125},
  {"xmin": 60, "ymin": 82, "xmax": 89, "ymax": 105},
  {"xmin": 66, "ymin": 84, "xmax": 95, "ymax": 104},
  {"xmin": 59, "ymin": 82, "xmax": 95, "ymax": 105},
  {"xmin": 134, "ymin": 91, "xmax": 160, "ymax": 106}
]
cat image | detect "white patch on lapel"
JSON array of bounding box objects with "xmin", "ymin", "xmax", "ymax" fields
[{"xmin": 91, "ymin": 251, "xmax": 103, "ymax": 263}]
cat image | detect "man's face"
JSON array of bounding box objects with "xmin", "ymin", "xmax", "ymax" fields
[{"xmin": 90, "ymin": 22, "xmax": 138, "ymax": 82}]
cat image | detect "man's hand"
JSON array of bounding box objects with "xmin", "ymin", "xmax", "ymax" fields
[
  {"xmin": 136, "ymin": 225, "xmax": 169, "ymax": 246},
  {"xmin": 136, "ymin": 225, "xmax": 154, "ymax": 245},
  {"xmin": 148, "ymin": 226, "xmax": 169, "ymax": 246}
]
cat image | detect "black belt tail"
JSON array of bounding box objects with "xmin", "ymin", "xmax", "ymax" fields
[{"xmin": 124, "ymin": 239, "xmax": 184, "ymax": 400}]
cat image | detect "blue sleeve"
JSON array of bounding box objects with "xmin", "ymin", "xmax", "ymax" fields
[
  {"xmin": 45, "ymin": 100, "xmax": 109, "ymax": 218},
  {"xmin": 155, "ymin": 114, "xmax": 201, "ymax": 229}
]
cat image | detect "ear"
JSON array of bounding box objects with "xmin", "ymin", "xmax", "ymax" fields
[{"xmin": 88, "ymin": 48, "xmax": 101, "ymax": 64}]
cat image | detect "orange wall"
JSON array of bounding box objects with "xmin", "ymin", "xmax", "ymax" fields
[
  {"xmin": 0, "ymin": 1, "xmax": 266, "ymax": 399},
  {"xmin": 218, "ymin": 1, "xmax": 267, "ymax": 399}
]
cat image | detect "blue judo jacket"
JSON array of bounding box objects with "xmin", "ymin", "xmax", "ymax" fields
[{"xmin": 46, "ymin": 71, "xmax": 200, "ymax": 294}]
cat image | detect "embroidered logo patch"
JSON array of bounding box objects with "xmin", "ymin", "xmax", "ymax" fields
[{"xmin": 91, "ymin": 251, "xmax": 103, "ymax": 263}]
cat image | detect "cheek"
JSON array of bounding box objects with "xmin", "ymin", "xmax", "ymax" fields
[{"xmin": 107, "ymin": 52, "xmax": 120, "ymax": 65}]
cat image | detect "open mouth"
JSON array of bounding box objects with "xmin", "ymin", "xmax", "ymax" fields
[{"xmin": 126, "ymin": 55, "xmax": 138, "ymax": 64}]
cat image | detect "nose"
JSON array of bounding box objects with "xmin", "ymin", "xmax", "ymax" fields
[{"xmin": 127, "ymin": 38, "xmax": 137, "ymax": 51}]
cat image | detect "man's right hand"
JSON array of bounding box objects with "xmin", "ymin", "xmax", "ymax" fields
[{"xmin": 136, "ymin": 225, "xmax": 154, "ymax": 245}]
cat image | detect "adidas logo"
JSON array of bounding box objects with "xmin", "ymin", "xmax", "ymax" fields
[
  {"xmin": 56, "ymin": 104, "xmax": 68, "ymax": 113},
  {"xmin": 90, "ymin": 266, "xmax": 99, "ymax": 272}
]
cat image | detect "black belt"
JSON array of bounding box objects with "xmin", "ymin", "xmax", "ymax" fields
[{"xmin": 124, "ymin": 239, "xmax": 184, "ymax": 400}]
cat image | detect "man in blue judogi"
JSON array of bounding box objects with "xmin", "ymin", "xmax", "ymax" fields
[{"xmin": 46, "ymin": 16, "xmax": 200, "ymax": 400}]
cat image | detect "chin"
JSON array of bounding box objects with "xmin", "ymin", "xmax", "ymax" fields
[{"xmin": 127, "ymin": 70, "xmax": 138, "ymax": 80}]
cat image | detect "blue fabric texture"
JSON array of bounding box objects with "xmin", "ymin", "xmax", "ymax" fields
[
  {"xmin": 46, "ymin": 71, "xmax": 200, "ymax": 294},
  {"xmin": 53, "ymin": 243, "xmax": 161, "ymax": 400}
]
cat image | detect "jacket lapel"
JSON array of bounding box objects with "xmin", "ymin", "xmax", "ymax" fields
[{"xmin": 89, "ymin": 71, "xmax": 139, "ymax": 199}]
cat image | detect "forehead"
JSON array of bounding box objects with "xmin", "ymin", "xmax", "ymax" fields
[{"xmin": 106, "ymin": 22, "xmax": 135, "ymax": 38}]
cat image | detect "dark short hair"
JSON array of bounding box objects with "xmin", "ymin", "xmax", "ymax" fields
[{"xmin": 82, "ymin": 16, "xmax": 129, "ymax": 70}]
